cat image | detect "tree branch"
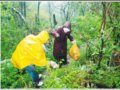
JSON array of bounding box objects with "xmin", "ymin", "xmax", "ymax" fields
[{"xmin": 11, "ymin": 7, "xmax": 25, "ymax": 23}]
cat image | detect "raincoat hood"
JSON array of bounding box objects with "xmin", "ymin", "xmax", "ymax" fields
[
  {"xmin": 64, "ymin": 21, "xmax": 71, "ymax": 30},
  {"xmin": 36, "ymin": 31, "xmax": 49, "ymax": 44}
]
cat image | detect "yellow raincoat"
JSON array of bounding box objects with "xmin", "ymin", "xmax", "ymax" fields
[{"xmin": 11, "ymin": 31, "xmax": 49, "ymax": 69}]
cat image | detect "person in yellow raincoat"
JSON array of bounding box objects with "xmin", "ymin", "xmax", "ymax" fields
[{"xmin": 11, "ymin": 30, "xmax": 49, "ymax": 87}]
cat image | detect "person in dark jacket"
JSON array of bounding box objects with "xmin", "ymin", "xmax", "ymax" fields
[{"xmin": 50, "ymin": 21, "xmax": 76, "ymax": 67}]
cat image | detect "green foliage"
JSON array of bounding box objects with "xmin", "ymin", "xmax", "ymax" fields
[
  {"xmin": 1, "ymin": 2, "xmax": 51, "ymax": 60},
  {"xmin": 1, "ymin": 2, "xmax": 25, "ymax": 60},
  {"xmin": 1, "ymin": 59, "xmax": 32, "ymax": 88},
  {"xmin": 71, "ymin": 13, "xmax": 101, "ymax": 42},
  {"xmin": 1, "ymin": 59, "xmax": 120, "ymax": 88},
  {"xmin": 89, "ymin": 65, "xmax": 120, "ymax": 88},
  {"xmin": 42, "ymin": 61, "xmax": 89, "ymax": 88}
]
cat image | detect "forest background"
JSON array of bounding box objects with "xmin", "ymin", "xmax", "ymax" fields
[{"xmin": 1, "ymin": 1, "xmax": 120, "ymax": 88}]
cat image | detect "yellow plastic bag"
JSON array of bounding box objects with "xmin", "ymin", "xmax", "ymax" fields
[
  {"xmin": 69, "ymin": 43, "xmax": 80, "ymax": 60},
  {"xmin": 12, "ymin": 31, "xmax": 49, "ymax": 69}
]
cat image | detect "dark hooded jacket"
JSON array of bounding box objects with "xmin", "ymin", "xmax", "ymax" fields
[{"xmin": 51, "ymin": 21, "xmax": 74, "ymax": 60}]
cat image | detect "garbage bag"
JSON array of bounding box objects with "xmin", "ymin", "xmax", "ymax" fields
[
  {"xmin": 69, "ymin": 43, "xmax": 80, "ymax": 60},
  {"xmin": 12, "ymin": 31, "xmax": 49, "ymax": 69}
]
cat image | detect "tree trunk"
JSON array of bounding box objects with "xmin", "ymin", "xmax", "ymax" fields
[
  {"xmin": 36, "ymin": 1, "xmax": 40, "ymax": 25},
  {"xmin": 48, "ymin": 2, "xmax": 53, "ymax": 28},
  {"xmin": 11, "ymin": 7, "xmax": 30, "ymax": 31},
  {"xmin": 23, "ymin": 2, "xmax": 26, "ymax": 18},
  {"xmin": 97, "ymin": 2, "xmax": 111, "ymax": 67},
  {"xmin": 37, "ymin": 2, "xmax": 40, "ymax": 17},
  {"xmin": 11, "ymin": 7, "xmax": 25, "ymax": 23},
  {"xmin": 19, "ymin": 2, "xmax": 26, "ymax": 18},
  {"xmin": 19, "ymin": 2, "xmax": 23, "ymax": 15},
  {"xmin": 81, "ymin": 5, "xmax": 85, "ymax": 16},
  {"xmin": 98, "ymin": 2, "xmax": 107, "ymax": 67},
  {"xmin": 53, "ymin": 14, "xmax": 57, "ymax": 28}
]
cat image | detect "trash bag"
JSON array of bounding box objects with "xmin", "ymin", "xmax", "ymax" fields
[
  {"xmin": 12, "ymin": 31, "xmax": 49, "ymax": 69},
  {"xmin": 69, "ymin": 43, "xmax": 80, "ymax": 60}
]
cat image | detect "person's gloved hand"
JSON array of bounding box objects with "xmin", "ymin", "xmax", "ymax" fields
[
  {"xmin": 55, "ymin": 32, "xmax": 60, "ymax": 37},
  {"xmin": 72, "ymin": 40, "xmax": 76, "ymax": 44},
  {"xmin": 50, "ymin": 31, "xmax": 59, "ymax": 37}
]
